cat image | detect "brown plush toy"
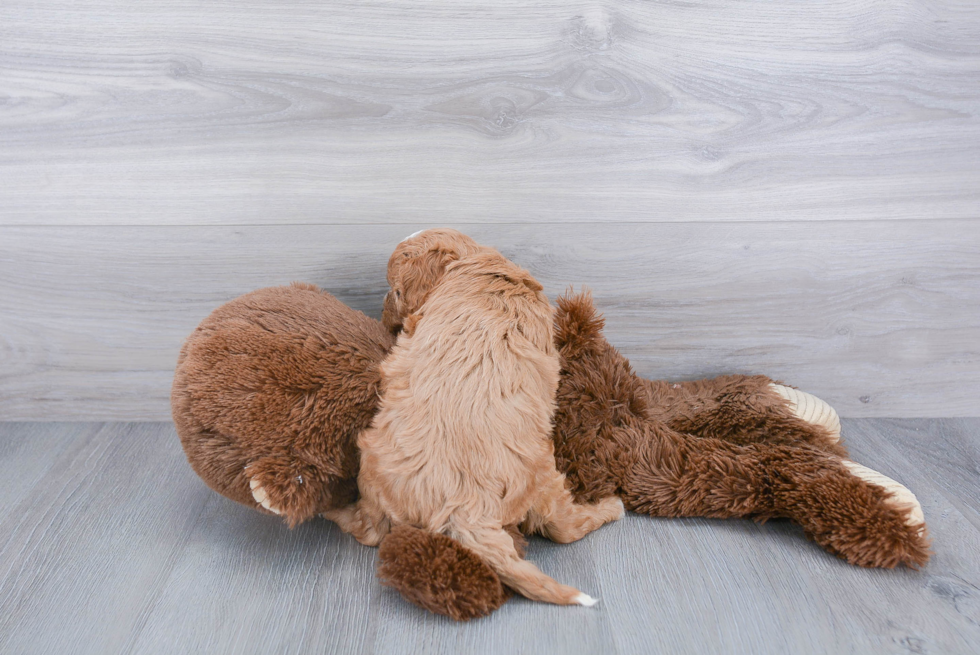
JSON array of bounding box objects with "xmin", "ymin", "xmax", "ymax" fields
[{"xmin": 173, "ymin": 283, "xmax": 930, "ymax": 621}]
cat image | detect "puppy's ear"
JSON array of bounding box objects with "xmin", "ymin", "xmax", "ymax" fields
[
  {"xmin": 402, "ymin": 312, "xmax": 422, "ymax": 336},
  {"xmin": 517, "ymin": 274, "xmax": 543, "ymax": 292},
  {"xmin": 400, "ymin": 247, "xmax": 459, "ymax": 315},
  {"xmin": 381, "ymin": 290, "xmax": 403, "ymax": 335},
  {"xmin": 498, "ymin": 271, "xmax": 543, "ymax": 292}
]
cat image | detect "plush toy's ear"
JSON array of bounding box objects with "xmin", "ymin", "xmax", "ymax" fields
[{"xmin": 553, "ymin": 289, "xmax": 606, "ymax": 358}]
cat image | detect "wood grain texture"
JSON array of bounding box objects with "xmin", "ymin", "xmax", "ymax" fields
[
  {"xmin": 2, "ymin": 221, "xmax": 978, "ymax": 420},
  {"xmin": 848, "ymin": 418, "xmax": 980, "ymax": 532},
  {"xmin": 1, "ymin": 420, "xmax": 979, "ymax": 654},
  {"xmin": 805, "ymin": 418, "xmax": 980, "ymax": 654},
  {"xmin": 1, "ymin": 0, "xmax": 979, "ymax": 225},
  {"xmin": 0, "ymin": 423, "xmax": 212, "ymax": 654},
  {"xmin": 0, "ymin": 422, "xmax": 103, "ymax": 517}
]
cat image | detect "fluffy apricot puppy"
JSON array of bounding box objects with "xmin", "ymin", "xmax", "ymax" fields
[{"xmin": 325, "ymin": 229, "xmax": 624, "ymax": 606}]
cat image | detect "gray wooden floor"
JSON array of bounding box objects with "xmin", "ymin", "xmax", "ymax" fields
[{"xmin": 1, "ymin": 420, "xmax": 978, "ymax": 654}]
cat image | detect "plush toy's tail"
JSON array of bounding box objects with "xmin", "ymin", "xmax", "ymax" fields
[
  {"xmin": 377, "ymin": 526, "xmax": 509, "ymax": 621},
  {"xmin": 376, "ymin": 524, "xmax": 593, "ymax": 618},
  {"xmin": 451, "ymin": 525, "xmax": 595, "ymax": 607}
]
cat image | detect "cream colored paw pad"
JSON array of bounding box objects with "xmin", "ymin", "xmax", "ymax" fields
[
  {"xmin": 842, "ymin": 460, "xmax": 925, "ymax": 529},
  {"xmin": 249, "ymin": 478, "xmax": 282, "ymax": 515},
  {"xmin": 770, "ymin": 384, "xmax": 841, "ymax": 442}
]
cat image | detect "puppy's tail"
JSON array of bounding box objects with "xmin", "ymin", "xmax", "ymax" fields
[{"xmin": 452, "ymin": 525, "xmax": 597, "ymax": 607}]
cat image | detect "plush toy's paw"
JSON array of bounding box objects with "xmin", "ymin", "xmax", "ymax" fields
[
  {"xmin": 770, "ymin": 384, "xmax": 841, "ymax": 443},
  {"xmin": 245, "ymin": 456, "xmax": 323, "ymax": 528},
  {"xmin": 842, "ymin": 460, "xmax": 926, "ymax": 531},
  {"xmin": 249, "ymin": 478, "xmax": 282, "ymax": 515}
]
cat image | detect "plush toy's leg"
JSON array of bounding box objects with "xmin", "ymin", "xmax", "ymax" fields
[
  {"xmin": 522, "ymin": 472, "xmax": 625, "ymax": 543},
  {"xmin": 642, "ymin": 375, "xmax": 845, "ymax": 455},
  {"xmin": 246, "ymin": 454, "xmax": 353, "ymax": 528},
  {"xmin": 840, "ymin": 460, "xmax": 926, "ymax": 526},
  {"xmin": 768, "ymin": 383, "xmax": 841, "ymax": 441},
  {"xmin": 553, "ymin": 292, "xmax": 926, "ymax": 567},
  {"xmin": 618, "ymin": 422, "xmax": 930, "ymax": 568}
]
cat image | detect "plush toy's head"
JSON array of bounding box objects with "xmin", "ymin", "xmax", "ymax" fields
[
  {"xmin": 172, "ymin": 283, "xmax": 394, "ymax": 525},
  {"xmin": 381, "ymin": 228, "xmax": 482, "ymax": 334}
]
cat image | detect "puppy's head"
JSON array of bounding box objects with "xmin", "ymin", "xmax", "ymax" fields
[{"xmin": 382, "ymin": 228, "xmax": 482, "ymax": 334}]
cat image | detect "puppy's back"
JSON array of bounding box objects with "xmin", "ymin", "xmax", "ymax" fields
[
  {"xmin": 373, "ymin": 250, "xmax": 559, "ymax": 526},
  {"xmin": 364, "ymin": 238, "xmax": 599, "ymax": 606}
]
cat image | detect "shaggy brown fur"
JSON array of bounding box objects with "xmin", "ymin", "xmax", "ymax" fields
[
  {"xmin": 549, "ymin": 291, "xmax": 930, "ymax": 569},
  {"xmin": 377, "ymin": 526, "xmax": 506, "ymax": 621},
  {"xmin": 376, "ymin": 525, "xmax": 527, "ymax": 621},
  {"xmin": 327, "ymin": 229, "xmax": 623, "ymax": 606},
  {"xmin": 173, "ymin": 282, "xmax": 930, "ymax": 621},
  {"xmin": 644, "ymin": 375, "xmax": 847, "ymax": 456},
  {"xmin": 171, "ymin": 283, "xmax": 393, "ymax": 527}
]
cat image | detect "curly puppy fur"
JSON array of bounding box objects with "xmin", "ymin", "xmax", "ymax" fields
[{"xmin": 325, "ymin": 229, "xmax": 623, "ymax": 606}]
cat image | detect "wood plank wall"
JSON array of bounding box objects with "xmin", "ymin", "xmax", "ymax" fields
[{"xmin": 2, "ymin": 1, "xmax": 979, "ymax": 419}]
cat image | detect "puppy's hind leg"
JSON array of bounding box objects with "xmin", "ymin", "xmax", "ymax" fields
[
  {"xmin": 452, "ymin": 525, "xmax": 596, "ymax": 607},
  {"xmin": 525, "ymin": 472, "xmax": 625, "ymax": 544},
  {"xmin": 322, "ymin": 490, "xmax": 390, "ymax": 547}
]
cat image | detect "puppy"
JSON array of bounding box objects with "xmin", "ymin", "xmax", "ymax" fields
[{"xmin": 325, "ymin": 229, "xmax": 623, "ymax": 606}]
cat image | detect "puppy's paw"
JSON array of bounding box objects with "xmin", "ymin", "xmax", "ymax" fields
[
  {"xmin": 842, "ymin": 460, "xmax": 926, "ymax": 531},
  {"xmin": 770, "ymin": 383, "xmax": 841, "ymax": 443},
  {"xmin": 603, "ymin": 497, "xmax": 626, "ymax": 522}
]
